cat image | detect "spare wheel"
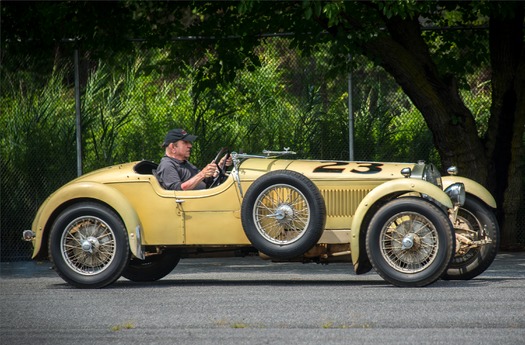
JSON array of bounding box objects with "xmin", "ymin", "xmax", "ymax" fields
[{"xmin": 241, "ymin": 170, "xmax": 326, "ymax": 259}]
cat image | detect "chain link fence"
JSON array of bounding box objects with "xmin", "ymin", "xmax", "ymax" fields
[{"xmin": 1, "ymin": 37, "xmax": 523, "ymax": 261}]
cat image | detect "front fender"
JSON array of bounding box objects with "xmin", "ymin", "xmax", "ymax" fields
[
  {"xmin": 30, "ymin": 181, "xmax": 143, "ymax": 259},
  {"xmin": 350, "ymin": 178, "xmax": 453, "ymax": 272},
  {"xmin": 442, "ymin": 176, "xmax": 496, "ymax": 208}
]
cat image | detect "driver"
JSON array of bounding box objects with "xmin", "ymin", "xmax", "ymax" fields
[{"xmin": 155, "ymin": 128, "xmax": 231, "ymax": 190}]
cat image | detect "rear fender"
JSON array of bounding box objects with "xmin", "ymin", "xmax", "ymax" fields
[
  {"xmin": 31, "ymin": 182, "xmax": 143, "ymax": 259},
  {"xmin": 350, "ymin": 178, "xmax": 453, "ymax": 273}
]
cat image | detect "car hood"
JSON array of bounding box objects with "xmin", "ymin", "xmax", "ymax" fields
[{"xmin": 238, "ymin": 158, "xmax": 415, "ymax": 181}]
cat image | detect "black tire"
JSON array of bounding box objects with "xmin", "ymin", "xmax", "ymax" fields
[
  {"xmin": 442, "ymin": 196, "xmax": 499, "ymax": 280},
  {"xmin": 241, "ymin": 170, "xmax": 326, "ymax": 259},
  {"xmin": 48, "ymin": 202, "xmax": 130, "ymax": 288},
  {"xmin": 122, "ymin": 250, "xmax": 180, "ymax": 282},
  {"xmin": 366, "ymin": 198, "xmax": 454, "ymax": 287}
]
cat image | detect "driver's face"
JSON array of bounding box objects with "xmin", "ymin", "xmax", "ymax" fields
[{"xmin": 171, "ymin": 140, "xmax": 192, "ymax": 160}]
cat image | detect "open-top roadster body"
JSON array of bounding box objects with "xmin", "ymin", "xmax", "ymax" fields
[{"xmin": 23, "ymin": 149, "xmax": 499, "ymax": 288}]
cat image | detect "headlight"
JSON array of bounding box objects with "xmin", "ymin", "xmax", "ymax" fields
[
  {"xmin": 422, "ymin": 163, "xmax": 442, "ymax": 188},
  {"xmin": 403, "ymin": 161, "xmax": 443, "ymax": 188},
  {"xmin": 445, "ymin": 183, "xmax": 466, "ymax": 206}
]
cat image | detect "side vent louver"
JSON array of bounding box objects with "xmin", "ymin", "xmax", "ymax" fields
[{"xmin": 321, "ymin": 189, "xmax": 371, "ymax": 218}]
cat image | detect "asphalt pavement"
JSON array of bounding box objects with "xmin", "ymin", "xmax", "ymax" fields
[{"xmin": 1, "ymin": 252, "xmax": 524, "ymax": 345}]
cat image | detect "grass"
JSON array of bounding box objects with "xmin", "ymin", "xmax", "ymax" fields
[{"xmin": 110, "ymin": 322, "xmax": 136, "ymax": 332}]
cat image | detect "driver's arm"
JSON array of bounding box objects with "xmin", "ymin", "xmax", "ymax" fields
[{"xmin": 181, "ymin": 162, "xmax": 217, "ymax": 190}]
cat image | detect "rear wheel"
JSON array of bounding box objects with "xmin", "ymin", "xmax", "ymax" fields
[
  {"xmin": 442, "ymin": 197, "xmax": 499, "ymax": 280},
  {"xmin": 48, "ymin": 202, "xmax": 130, "ymax": 288},
  {"xmin": 122, "ymin": 249, "xmax": 180, "ymax": 282},
  {"xmin": 366, "ymin": 198, "xmax": 454, "ymax": 287}
]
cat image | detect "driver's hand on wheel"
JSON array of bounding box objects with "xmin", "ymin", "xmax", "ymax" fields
[
  {"xmin": 203, "ymin": 162, "xmax": 218, "ymax": 178},
  {"xmin": 219, "ymin": 154, "xmax": 233, "ymax": 167}
]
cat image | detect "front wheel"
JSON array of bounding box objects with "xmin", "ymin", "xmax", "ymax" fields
[
  {"xmin": 366, "ymin": 198, "xmax": 454, "ymax": 287},
  {"xmin": 48, "ymin": 202, "xmax": 130, "ymax": 288},
  {"xmin": 442, "ymin": 196, "xmax": 499, "ymax": 280}
]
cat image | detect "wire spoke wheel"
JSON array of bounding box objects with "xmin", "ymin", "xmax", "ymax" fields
[
  {"xmin": 49, "ymin": 202, "xmax": 129, "ymax": 288},
  {"xmin": 253, "ymin": 184, "xmax": 310, "ymax": 245},
  {"xmin": 451, "ymin": 207, "xmax": 481, "ymax": 264},
  {"xmin": 442, "ymin": 196, "xmax": 499, "ymax": 280},
  {"xmin": 241, "ymin": 170, "xmax": 326, "ymax": 259},
  {"xmin": 61, "ymin": 216, "xmax": 117, "ymax": 275},
  {"xmin": 380, "ymin": 212, "xmax": 439, "ymax": 274},
  {"xmin": 366, "ymin": 198, "xmax": 454, "ymax": 287}
]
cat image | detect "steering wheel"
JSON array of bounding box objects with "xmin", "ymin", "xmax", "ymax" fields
[{"xmin": 209, "ymin": 147, "xmax": 230, "ymax": 188}]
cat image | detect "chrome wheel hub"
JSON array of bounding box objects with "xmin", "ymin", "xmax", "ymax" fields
[
  {"xmin": 401, "ymin": 234, "xmax": 415, "ymax": 250},
  {"xmin": 253, "ymin": 184, "xmax": 310, "ymax": 245},
  {"xmin": 271, "ymin": 204, "xmax": 294, "ymax": 222},
  {"xmin": 81, "ymin": 236, "xmax": 100, "ymax": 253},
  {"xmin": 380, "ymin": 212, "xmax": 439, "ymax": 273},
  {"xmin": 61, "ymin": 216, "xmax": 116, "ymax": 275}
]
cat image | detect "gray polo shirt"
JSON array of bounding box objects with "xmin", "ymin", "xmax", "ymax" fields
[{"xmin": 155, "ymin": 156, "xmax": 207, "ymax": 190}]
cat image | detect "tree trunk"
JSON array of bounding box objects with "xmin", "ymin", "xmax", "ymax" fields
[
  {"xmin": 363, "ymin": 17, "xmax": 489, "ymax": 181},
  {"xmin": 315, "ymin": 3, "xmax": 523, "ymax": 247},
  {"xmin": 487, "ymin": 5, "xmax": 525, "ymax": 248},
  {"xmin": 359, "ymin": 14, "xmax": 524, "ymax": 247}
]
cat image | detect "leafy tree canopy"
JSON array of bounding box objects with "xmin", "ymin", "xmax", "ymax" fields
[
  {"xmin": 2, "ymin": 1, "xmax": 524, "ymax": 245},
  {"xmin": 0, "ymin": 1, "xmax": 511, "ymax": 89}
]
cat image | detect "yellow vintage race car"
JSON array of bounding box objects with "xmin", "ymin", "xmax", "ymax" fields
[{"xmin": 22, "ymin": 149, "xmax": 499, "ymax": 288}]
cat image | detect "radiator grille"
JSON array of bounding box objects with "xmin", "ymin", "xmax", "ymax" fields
[{"xmin": 321, "ymin": 188, "xmax": 371, "ymax": 218}]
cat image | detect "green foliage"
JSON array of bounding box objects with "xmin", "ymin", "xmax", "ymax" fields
[
  {"xmin": 351, "ymin": 57, "xmax": 438, "ymax": 164},
  {"xmin": 1, "ymin": 1, "xmax": 136, "ymax": 65},
  {"xmin": 0, "ymin": 64, "xmax": 77, "ymax": 198},
  {"xmin": 0, "ymin": 61, "xmax": 78, "ymax": 258},
  {"xmin": 460, "ymin": 69, "xmax": 492, "ymax": 137},
  {"xmin": 0, "ymin": 36, "xmax": 495, "ymax": 260},
  {"xmin": 421, "ymin": 2, "xmax": 490, "ymax": 83},
  {"xmin": 82, "ymin": 63, "xmax": 133, "ymax": 169},
  {"xmin": 2, "ymin": 38, "xmax": 491, "ymax": 174},
  {"xmin": 2, "ymin": 0, "xmax": 523, "ymax": 256}
]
